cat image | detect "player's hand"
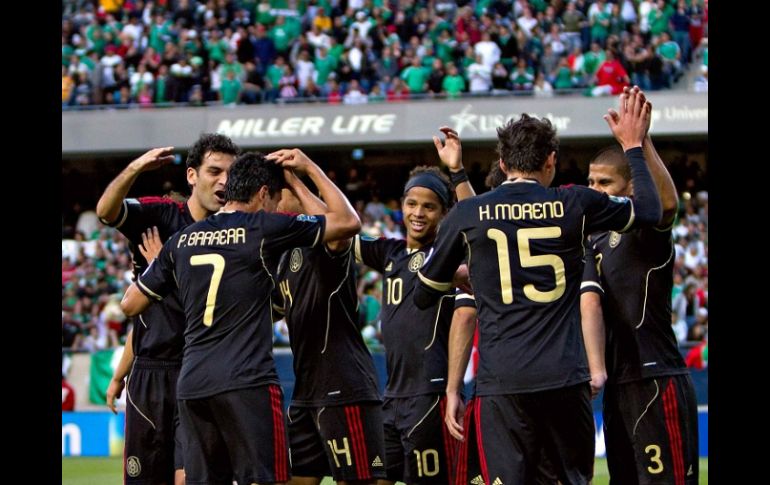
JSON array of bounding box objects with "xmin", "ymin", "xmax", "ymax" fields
[
  {"xmin": 589, "ymin": 371, "xmax": 608, "ymax": 399},
  {"xmin": 445, "ymin": 391, "xmax": 466, "ymax": 441},
  {"xmin": 267, "ymin": 148, "xmax": 314, "ymax": 174},
  {"xmin": 106, "ymin": 377, "xmax": 125, "ymax": 414},
  {"xmin": 433, "ymin": 126, "xmax": 463, "ymax": 172},
  {"xmin": 130, "ymin": 147, "xmax": 176, "ymax": 173},
  {"xmin": 138, "ymin": 226, "xmax": 162, "ymax": 261},
  {"xmin": 622, "ymin": 86, "xmax": 653, "ymax": 137},
  {"xmin": 604, "ymin": 86, "xmax": 651, "ymax": 151}
]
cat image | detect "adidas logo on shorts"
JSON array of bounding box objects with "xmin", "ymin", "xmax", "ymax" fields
[
  {"xmin": 372, "ymin": 456, "xmax": 384, "ymax": 467},
  {"xmin": 470, "ymin": 474, "xmax": 485, "ymax": 485},
  {"xmin": 492, "ymin": 478, "xmax": 503, "ymax": 485}
]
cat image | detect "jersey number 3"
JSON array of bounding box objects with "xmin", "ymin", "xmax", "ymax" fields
[
  {"xmin": 190, "ymin": 254, "xmax": 226, "ymax": 326},
  {"xmin": 487, "ymin": 227, "xmax": 566, "ymax": 304}
]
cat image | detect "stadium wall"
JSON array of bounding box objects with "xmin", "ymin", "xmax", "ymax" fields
[{"xmin": 62, "ymin": 93, "xmax": 707, "ymax": 155}]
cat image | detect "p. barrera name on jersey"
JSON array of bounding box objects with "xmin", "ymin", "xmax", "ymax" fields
[{"xmin": 177, "ymin": 228, "xmax": 247, "ymax": 247}]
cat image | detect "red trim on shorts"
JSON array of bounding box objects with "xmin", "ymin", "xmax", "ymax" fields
[
  {"xmin": 474, "ymin": 397, "xmax": 490, "ymax": 485},
  {"xmin": 663, "ymin": 380, "xmax": 685, "ymax": 485},
  {"xmin": 457, "ymin": 398, "xmax": 475, "ymax": 485},
  {"xmin": 269, "ymin": 385, "xmax": 288, "ymax": 482},
  {"xmin": 345, "ymin": 405, "xmax": 371, "ymax": 479}
]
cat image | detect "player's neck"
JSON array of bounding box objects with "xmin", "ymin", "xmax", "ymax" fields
[
  {"xmin": 186, "ymin": 198, "xmax": 210, "ymax": 221},
  {"xmin": 504, "ymin": 170, "xmax": 548, "ymax": 186}
]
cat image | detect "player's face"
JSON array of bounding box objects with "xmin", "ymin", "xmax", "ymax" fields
[
  {"xmin": 188, "ymin": 151, "xmax": 235, "ymax": 214},
  {"xmin": 402, "ymin": 187, "xmax": 445, "ymax": 247},
  {"xmin": 587, "ymin": 163, "xmax": 631, "ymax": 197}
]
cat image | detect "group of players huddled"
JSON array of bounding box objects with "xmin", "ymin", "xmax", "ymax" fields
[{"xmin": 101, "ymin": 85, "xmax": 698, "ymax": 485}]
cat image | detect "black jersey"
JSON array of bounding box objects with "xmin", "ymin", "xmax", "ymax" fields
[
  {"xmin": 101, "ymin": 197, "xmax": 195, "ymax": 361},
  {"xmin": 275, "ymin": 242, "xmax": 380, "ymax": 406},
  {"xmin": 355, "ymin": 236, "xmax": 454, "ymax": 398},
  {"xmin": 418, "ymin": 181, "xmax": 636, "ymax": 395},
  {"xmin": 591, "ymin": 226, "xmax": 687, "ymax": 384},
  {"xmin": 137, "ymin": 210, "xmax": 325, "ymax": 399}
]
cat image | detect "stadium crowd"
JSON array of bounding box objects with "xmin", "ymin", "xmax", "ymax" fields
[
  {"xmin": 61, "ymin": 0, "xmax": 708, "ymax": 108},
  {"xmin": 62, "ymin": 159, "xmax": 708, "ymax": 355}
]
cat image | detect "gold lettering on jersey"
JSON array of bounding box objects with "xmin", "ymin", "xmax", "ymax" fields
[
  {"xmin": 178, "ymin": 228, "xmax": 247, "ymax": 247},
  {"xmin": 479, "ymin": 201, "xmax": 564, "ymax": 221},
  {"xmin": 279, "ymin": 279, "xmax": 293, "ymax": 306}
]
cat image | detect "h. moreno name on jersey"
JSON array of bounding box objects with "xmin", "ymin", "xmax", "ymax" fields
[
  {"xmin": 478, "ymin": 201, "xmax": 565, "ymax": 221},
  {"xmin": 177, "ymin": 228, "xmax": 247, "ymax": 248}
]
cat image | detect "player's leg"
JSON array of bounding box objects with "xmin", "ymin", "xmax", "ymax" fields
[
  {"xmin": 214, "ymin": 384, "xmax": 290, "ymax": 485},
  {"xmin": 402, "ymin": 394, "xmax": 459, "ymax": 485},
  {"xmin": 287, "ymin": 406, "xmax": 330, "ymax": 485},
  {"xmin": 627, "ymin": 376, "xmax": 699, "ymax": 485},
  {"xmin": 123, "ymin": 362, "xmax": 178, "ymax": 485},
  {"xmin": 535, "ymin": 383, "xmax": 595, "ymax": 485},
  {"xmin": 603, "ymin": 382, "xmax": 640, "ymax": 485},
  {"xmin": 177, "ymin": 396, "xmax": 233, "ymax": 484},
  {"xmin": 316, "ymin": 402, "xmax": 387, "ymax": 485},
  {"xmin": 381, "ymin": 397, "xmax": 404, "ymax": 485},
  {"xmin": 474, "ymin": 394, "xmax": 539, "ymax": 485}
]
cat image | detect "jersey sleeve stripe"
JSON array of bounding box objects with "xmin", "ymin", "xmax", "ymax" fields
[
  {"xmin": 456, "ymin": 292, "xmax": 475, "ymax": 300},
  {"xmin": 580, "ymin": 281, "xmax": 604, "ymax": 294},
  {"xmin": 354, "ymin": 235, "xmax": 364, "ymax": 264},
  {"xmin": 417, "ymin": 271, "xmax": 453, "ymax": 292},
  {"xmin": 619, "ymin": 199, "xmax": 636, "ymax": 233},
  {"xmin": 137, "ymin": 279, "xmax": 163, "ymax": 301}
]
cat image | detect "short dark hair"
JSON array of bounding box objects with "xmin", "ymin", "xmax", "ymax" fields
[
  {"xmin": 186, "ymin": 133, "xmax": 240, "ymax": 170},
  {"xmin": 405, "ymin": 165, "xmax": 453, "ymax": 208},
  {"xmin": 224, "ymin": 152, "xmax": 285, "ymax": 203},
  {"xmin": 496, "ymin": 114, "xmax": 559, "ymax": 173},
  {"xmin": 590, "ymin": 146, "xmax": 631, "ymax": 181}
]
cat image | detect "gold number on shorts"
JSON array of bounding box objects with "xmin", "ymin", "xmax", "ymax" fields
[
  {"xmin": 413, "ymin": 449, "xmax": 440, "ymax": 477},
  {"xmin": 279, "ymin": 279, "xmax": 293, "ymax": 307},
  {"xmin": 386, "ymin": 277, "xmax": 403, "ymax": 305},
  {"xmin": 327, "ymin": 438, "xmax": 352, "ymax": 468},
  {"xmin": 645, "ymin": 444, "xmax": 664, "ymax": 474},
  {"xmin": 486, "ymin": 227, "xmax": 566, "ymax": 304},
  {"xmin": 189, "ymin": 254, "xmax": 225, "ymax": 326}
]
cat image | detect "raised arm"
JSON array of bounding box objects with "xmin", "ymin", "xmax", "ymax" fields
[
  {"xmin": 268, "ymin": 148, "xmax": 361, "ymax": 242},
  {"xmin": 434, "ymin": 126, "xmax": 476, "ymax": 201},
  {"xmin": 604, "ymin": 88, "xmax": 661, "ymax": 227},
  {"xmin": 611, "ymin": 87, "xmax": 678, "ymax": 228},
  {"xmin": 96, "ymin": 147, "xmax": 176, "ymax": 224}
]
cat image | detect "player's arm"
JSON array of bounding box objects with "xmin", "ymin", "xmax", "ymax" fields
[
  {"xmin": 121, "ymin": 239, "xmax": 176, "ymax": 316},
  {"xmin": 121, "ymin": 283, "xmax": 153, "ymax": 317},
  {"xmin": 268, "ymin": 148, "xmax": 361, "ymax": 242},
  {"xmin": 433, "ymin": 126, "xmax": 476, "ymax": 201},
  {"xmin": 96, "ymin": 147, "xmax": 176, "ymax": 224},
  {"xmin": 581, "ymin": 244, "xmax": 606, "ymax": 399},
  {"xmin": 283, "ymin": 167, "xmax": 351, "ymax": 253},
  {"xmin": 106, "ymin": 327, "xmax": 134, "ymax": 414},
  {"xmin": 446, "ymin": 296, "xmax": 477, "ymax": 441},
  {"xmin": 604, "ymin": 88, "xmax": 661, "ymax": 228},
  {"xmin": 613, "ymin": 87, "xmax": 678, "ymax": 228}
]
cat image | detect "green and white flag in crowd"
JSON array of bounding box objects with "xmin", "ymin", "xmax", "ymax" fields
[{"xmin": 89, "ymin": 347, "xmax": 125, "ymax": 405}]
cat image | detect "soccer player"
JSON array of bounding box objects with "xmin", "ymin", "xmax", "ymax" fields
[
  {"xmin": 353, "ymin": 128, "xmax": 471, "ymax": 485},
  {"xmin": 120, "ymin": 150, "xmax": 360, "ymax": 485},
  {"xmin": 271, "ymin": 151, "xmax": 385, "ymax": 485},
  {"xmin": 99, "ymin": 133, "xmax": 239, "ymax": 485},
  {"xmin": 587, "ymin": 87, "xmax": 699, "ymax": 484},
  {"xmin": 414, "ymin": 89, "xmax": 662, "ymax": 484}
]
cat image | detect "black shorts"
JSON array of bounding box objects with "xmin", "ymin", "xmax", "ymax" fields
[
  {"xmin": 288, "ymin": 402, "xmax": 386, "ymax": 481},
  {"xmin": 456, "ymin": 398, "xmax": 559, "ymax": 485},
  {"xmin": 124, "ymin": 357, "xmax": 182, "ymax": 484},
  {"xmin": 382, "ymin": 394, "xmax": 459, "ymax": 484},
  {"xmin": 604, "ymin": 374, "xmax": 699, "ymax": 485},
  {"xmin": 178, "ymin": 384, "xmax": 289, "ymax": 485},
  {"xmin": 474, "ymin": 384, "xmax": 594, "ymax": 485}
]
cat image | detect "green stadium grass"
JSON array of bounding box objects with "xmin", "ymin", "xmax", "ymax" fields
[{"xmin": 63, "ymin": 457, "xmax": 708, "ymax": 484}]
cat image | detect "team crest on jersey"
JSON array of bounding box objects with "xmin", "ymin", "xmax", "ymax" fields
[
  {"xmin": 609, "ymin": 231, "xmax": 622, "ymax": 248},
  {"xmin": 126, "ymin": 456, "xmax": 141, "ymax": 477},
  {"xmin": 408, "ymin": 252, "xmax": 426, "ymax": 272},
  {"xmin": 296, "ymin": 214, "xmax": 318, "ymax": 222},
  {"xmin": 608, "ymin": 195, "xmax": 630, "ymax": 204},
  {"xmin": 290, "ymin": 248, "xmax": 303, "ymax": 272}
]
